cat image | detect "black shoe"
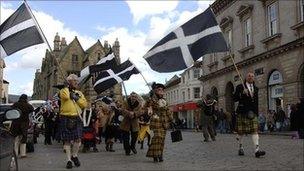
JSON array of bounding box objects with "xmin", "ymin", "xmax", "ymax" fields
[
  {"xmin": 109, "ymin": 145, "xmax": 115, "ymax": 152},
  {"xmin": 238, "ymin": 149, "xmax": 244, "ymax": 156},
  {"xmin": 105, "ymin": 144, "xmax": 109, "ymax": 151},
  {"xmin": 255, "ymin": 150, "xmax": 266, "ymax": 158},
  {"xmin": 153, "ymin": 157, "xmax": 158, "ymax": 162},
  {"xmin": 211, "ymin": 138, "xmax": 216, "ymax": 141},
  {"xmin": 203, "ymin": 139, "xmax": 210, "ymax": 142},
  {"xmin": 71, "ymin": 156, "xmax": 81, "ymax": 167},
  {"xmin": 158, "ymin": 156, "xmax": 163, "ymax": 162},
  {"xmin": 93, "ymin": 147, "xmax": 99, "ymax": 153},
  {"xmin": 66, "ymin": 161, "xmax": 73, "ymax": 169},
  {"xmin": 125, "ymin": 152, "xmax": 130, "ymax": 156},
  {"xmin": 131, "ymin": 148, "xmax": 137, "ymax": 154}
]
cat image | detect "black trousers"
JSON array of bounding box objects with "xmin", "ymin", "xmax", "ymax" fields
[
  {"xmin": 122, "ymin": 130, "xmax": 138, "ymax": 153},
  {"xmin": 44, "ymin": 120, "xmax": 54, "ymax": 144}
]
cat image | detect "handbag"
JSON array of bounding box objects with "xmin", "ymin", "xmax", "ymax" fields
[
  {"xmin": 171, "ymin": 129, "xmax": 183, "ymax": 143},
  {"xmin": 247, "ymin": 110, "xmax": 255, "ymax": 120},
  {"xmin": 66, "ymin": 118, "xmax": 77, "ymax": 130}
]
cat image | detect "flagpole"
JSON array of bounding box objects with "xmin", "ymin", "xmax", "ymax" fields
[
  {"xmin": 129, "ymin": 59, "xmax": 152, "ymax": 91},
  {"xmin": 121, "ymin": 82, "xmax": 128, "ymax": 100},
  {"xmin": 209, "ymin": 7, "xmax": 246, "ymax": 90},
  {"xmin": 23, "ymin": 0, "xmax": 67, "ymax": 82}
]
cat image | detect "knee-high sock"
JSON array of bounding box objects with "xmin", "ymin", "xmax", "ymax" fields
[
  {"xmin": 72, "ymin": 141, "xmax": 81, "ymax": 157},
  {"xmin": 64, "ymin": 144, "xmax": 71, "ymax": 161},
  {"xmin": 20, "ymin": 143, "xmax": 26, "ymax": 157},
  {"xmin": 252, "ymin": 134, "xmax": 259, "ymax": 152},
  {"xmin": 236, "ymin": 134, "xmax": 243, "ymax": 149},
  {"xmin": 14, "ymin": 136, "xmax": 21, "ymax": 155}
]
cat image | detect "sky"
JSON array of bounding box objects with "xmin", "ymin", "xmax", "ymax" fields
[{"xmin": 0, "ymin": 0, "xmax": 214, "ymax": 97}]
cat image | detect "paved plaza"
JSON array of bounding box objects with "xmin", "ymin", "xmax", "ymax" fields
[{"xmin": 18, "ymin": 131, "xmax": 303, "ymax": 170}]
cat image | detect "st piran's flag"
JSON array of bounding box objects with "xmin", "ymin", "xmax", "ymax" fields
[
  {"xmin": 78, "ymin": 50, "xmax": 117, "ymax": 85},
  {"xmin": 143, "ymin": 7, "xmax": 228, "ymax": 73},
  {"xmin": 0, "ymin": 3, "xmax": 44, "ymax": 58},
  {"xmin": 93, "ymin": 60, "xmax": 139, "ymax": 94}
]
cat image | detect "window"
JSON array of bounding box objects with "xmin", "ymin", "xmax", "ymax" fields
[
  {"xmin": 225, "ymin": 29, "xmax": 232, "ymax": 48},
  {"xmin": 301, "ymin": 0, "xmax": 304, "ymax": 21},
  {"xmin": 193, "ymin": 68, "xmax": 200, "ymax": 78},
  {"xmin": 97, "ymin": 53, "xmax": 101, "ymax": 61},
  {"xmin": 244, "ymin": 18, "xmax": 252, "ymax": 47},
  {"xmin": 193, "ymin": 87, "xmax": 200, "ymax": 99},
  {"xmin": 267, "ymin": 2, "xmax": 278, "ymax": 36},
  {"xmin": 72, "ymin": 55, "xmax": 78, "ymax": 63},
  {"xmin": 187, "ymin": 71, "xmax": 190, "ymax": 79},
  {"xmin": 187, "ymin": 88, "xmax": 190, "ymax": 99},
  {"xmin": 182, "ymin": 91, "xmax": 185, "ymax": 102}
]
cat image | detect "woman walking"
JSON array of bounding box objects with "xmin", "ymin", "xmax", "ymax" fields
[{"xmin": 146, "ymin": 83, "xmax": 173, "ymax": 162}]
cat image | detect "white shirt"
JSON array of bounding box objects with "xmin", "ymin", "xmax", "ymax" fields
[{"xmin": 246, "ymin": 82, "xmax": 254, "ymax": 96}]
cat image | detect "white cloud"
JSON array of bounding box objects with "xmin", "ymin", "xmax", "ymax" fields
[
  {"xmin": 126, "ymin": 1, "xmax": 179, "ymax": 25},
  {"xmin": 145, "ymin": 16, "xmax": 172, "ymax": 46},
  {"xmin": 1, "ymin": 5, "xmax": 96, "ymax": 71},
  {"xmin": 19, "ymin": 82, "xmax": 34, "ymax": 96}
]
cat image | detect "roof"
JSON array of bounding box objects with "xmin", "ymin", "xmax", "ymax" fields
[
  {"xmin": 60, "ymin": 36, "xmax": 85, "ymax": 61},
  {"xmin": 165, "ymin": 75, "xmax": 181, "ymax": 88},
  {"xmin": 83, "ymin": 40, "xmax": 104, "ymax": 62}
]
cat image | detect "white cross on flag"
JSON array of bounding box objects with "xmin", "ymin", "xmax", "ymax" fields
[
  {"xmin": 0, "ymin": 3, "xmax": 44, "ymax": 58},
  {"xmin": 143, "ymin": 7, "xmax": 228, "ymax": 73},
  {"xmin": 93, "ymin": 60, "xmax": 139, "ymax": 94}
]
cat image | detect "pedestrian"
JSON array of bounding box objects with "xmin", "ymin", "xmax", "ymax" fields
[
  {"xmin": 233, "ymin": 72, "xmax": 265, "ymax": 158},
  {"xmin": 59, "ymin": 74, "xmax": 87, "ymax": 169},
  {"xmin": 258, "ymin": 113, "xmax": 266, "ymax": 133},
  {"xmin": 275, "ymin": 107, "xmax": 286, "ymax": 132},
  {"xmin": 43, "ymin": 107, "xmax": 55, "ymax": 145},
  {"xmin": 103, "ymin": 102, "xmax": 118, "ymax": 152},
  {"xmin": 225, "ymin": 111, "xmax": 232, "ymax": 133},
  {"xmin": 217, "ymin": 108, "xmax": 226, "ymax": 134},
  {"xmin": 96, "ymin": 104, "xmax": 108, "ymax": 144},
  {"xmin": 146, "ymin": 83, "xmax": 174, "ymax": 162},
  {"xmin": 197, "ymin": 94, "xmax": 217, "ymax": 142},
  {"xmin": 138, "ymin": 111, "xmax": 152, "ymax": 149},
  {"xmin": 118, "ymin": 92, "xmax": 143, "ymax": 156},
  {"xmin": 296, "ymin": 98, "xmax": 304, "ymax": 139},
  {"xmin": 10, "ymin": 94, "xmax": 34, "ymax": 158},
  {"xmin": 289, "ymin": 104, "xmax": 299, "ymax": 139}
]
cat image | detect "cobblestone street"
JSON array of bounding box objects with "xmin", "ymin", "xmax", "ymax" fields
[{"xmin": 18, "ymin": 132, "xmax": 303, "ymax": 170}]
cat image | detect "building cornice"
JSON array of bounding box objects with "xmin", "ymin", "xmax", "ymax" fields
[
  {"xmin": 199, "ymin": 37, "xmax": 304, "ymax": 81},
  {"xmin": 211, "ymin": 0, "xmax": 236, "ymax": 16}
]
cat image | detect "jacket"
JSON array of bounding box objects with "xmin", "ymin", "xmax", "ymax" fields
[
  {"xmin": 59, "ymin": 87, "xmax": 87, "ymax": 116},
  {"xmin": 233, "ymin": 82, "xmax": 259, "ymax": 115},
  {"xmin": 119, "ymin": 98, "xmax": 143, "ymax": 132}
]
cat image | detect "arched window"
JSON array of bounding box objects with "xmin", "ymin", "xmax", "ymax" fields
[
  {"xmin": 211, "ymin": 86, "xmax": 218, "ymax": 102},
  {"xmin": 268, "ymin": 70, "xmax": 283, "ymax": 112}
]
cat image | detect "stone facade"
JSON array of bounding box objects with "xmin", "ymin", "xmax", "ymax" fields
[
  {"xmin": 198, "ymin": 0, "xmax": 304, "ymax": 114},
  {"xmin": 0, "ymin": 58, "xmax": 5, "ymax": 104},
  {"xmin": 32, "ymin": 33, "xmax": 122, "ymax": 105}
]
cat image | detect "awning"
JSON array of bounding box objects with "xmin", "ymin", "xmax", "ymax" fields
[{"xmin": 170, "ymin": 101, "xmax": 199, "ymax": 112}]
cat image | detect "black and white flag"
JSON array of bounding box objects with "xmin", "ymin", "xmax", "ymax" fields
[
  {"xmin": 0, "ymin": 3, "xmax": 44, "ymax": 58},
  {"xmin": 78, "ymin": 51, "xmax": 117, "ymax": 85},
  {"xmin": 93, "ymin": 60, "xmax": 140, "ymax": 94},
  {"xmin": 143, "ymin": 8, "xmax": 228, "ymax": 73}
]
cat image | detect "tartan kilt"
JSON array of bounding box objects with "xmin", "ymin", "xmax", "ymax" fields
[
  {"xmin": 146, "ymin": 129, "xmax": 166, "ymax": 158},
  {"xmin": 236, "ymin": 115, "xmax": 258, "ymax": 134},
  {"xmin": 59, "ymin": 116, "xmax": 83, "ymax": 142}
]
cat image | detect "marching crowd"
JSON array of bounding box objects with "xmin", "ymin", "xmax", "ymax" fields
[{"xmin": 9, "ymin": 72, "xmax": 304, "ymax": 169}]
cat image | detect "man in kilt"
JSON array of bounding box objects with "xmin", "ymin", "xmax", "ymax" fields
[
  {"xmin": 233, "ymin": 72, "xmax": 266, "ymax": 158},
  {"xmin": 146, "ymin": 83, "xmax": 173, "ymax": 162},
  {"xmin": 59, "ymin": 74, "xmax": 87, "ymax": 169}
]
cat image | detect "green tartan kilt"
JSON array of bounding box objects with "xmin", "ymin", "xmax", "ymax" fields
[{"xmin": 236, "ymin": 115, "xmax": 258, "ymax": 134}]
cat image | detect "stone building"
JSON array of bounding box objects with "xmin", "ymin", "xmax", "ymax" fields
[
  {"xmin": 165, "ymin": 67, "xmax": 203, "ymax": 129},
  {"xmin": 198, "ymin": 0, "xmax": 304, "ymax": 115},
  {"xmin": 0, "ymin": 58, "xmax": 6, "ymax": 104},
  {"xmin": 32, "ymin": 33, "xmax": 122, "ymax": 104}
]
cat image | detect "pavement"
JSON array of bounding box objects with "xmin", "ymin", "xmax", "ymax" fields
[{"xmin": 18, "ymin": 131, "xmax": 303, "ymax": 170}]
